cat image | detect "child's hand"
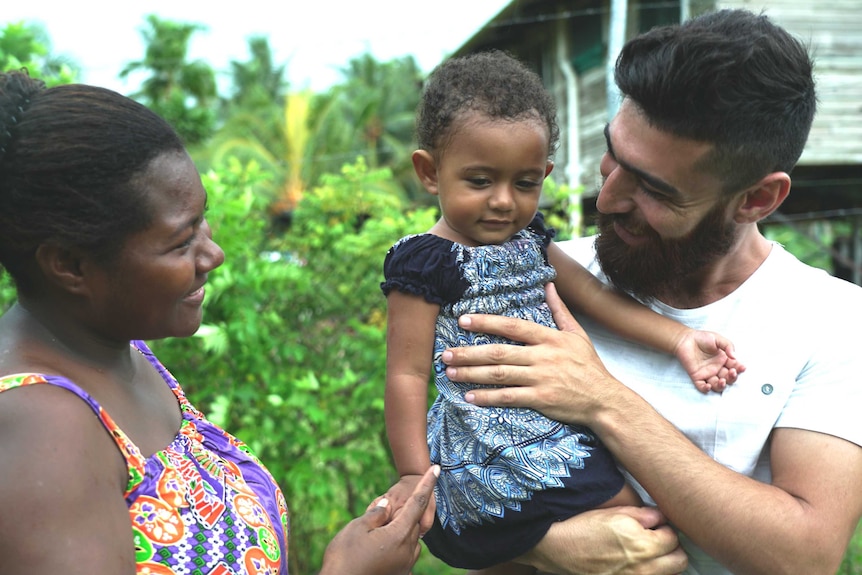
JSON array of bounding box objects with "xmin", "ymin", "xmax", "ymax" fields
[
  {"xmin": 367, "ymin": 474, "xmax": 437, "ymax": 535},
  {"xmin": 674, "ymin": 330, "xmax": 746, "ymax": 393}
]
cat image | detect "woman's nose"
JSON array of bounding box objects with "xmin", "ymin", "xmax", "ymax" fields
[{"xmin": 199, "ymin": 220, "xmax": 225, "ymax": 272}]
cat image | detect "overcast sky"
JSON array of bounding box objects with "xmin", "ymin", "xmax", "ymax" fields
[{"xmin": 3, "ymin": 0, "xmax": 510, "ymax": 93}]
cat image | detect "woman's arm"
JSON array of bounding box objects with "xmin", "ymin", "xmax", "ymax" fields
[{"xmin": 0, "ymin": 384, "xmax": 134, "ymax": 575}]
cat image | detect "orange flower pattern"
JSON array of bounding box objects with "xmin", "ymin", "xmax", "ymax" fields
[{"xmin": 0, "ymin": 341, "xmax": 289, "ymax": 574}]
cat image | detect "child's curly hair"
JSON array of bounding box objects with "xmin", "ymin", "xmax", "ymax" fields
[{"xmin": 415, "ymin": 50, "xmax": 560, "ymax": 159}]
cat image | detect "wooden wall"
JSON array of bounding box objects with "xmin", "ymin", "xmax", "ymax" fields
[{"xmin": 718, "ymin": 0, "xmax": 862, "ymax": 165}]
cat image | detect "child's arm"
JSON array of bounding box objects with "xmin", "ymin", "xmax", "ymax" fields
[
  {"xmin": 547, "ymin": 242, "xmax": 743, "ymax": 392},
  {"xmin": 381, "ymin": 290, "xmax": 440, "ymax": 523}
]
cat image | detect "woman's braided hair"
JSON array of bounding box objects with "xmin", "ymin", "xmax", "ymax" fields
[
  {"xmin": 0, "ymin": 69, "xmax": 185, "ymax": 292},
  {"xmin": 0, "ymin": 70, "xmax": 43, "ymax": 163}
]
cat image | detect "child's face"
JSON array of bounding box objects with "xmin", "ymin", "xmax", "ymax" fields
[{"xmin": 419, "ymin": 112, "xmax": 553, "ymax": 247}]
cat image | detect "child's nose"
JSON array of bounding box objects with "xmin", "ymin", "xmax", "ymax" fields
[{"xmin": 489, "ymin": 186, "xmax": 515, "ymax": 210}]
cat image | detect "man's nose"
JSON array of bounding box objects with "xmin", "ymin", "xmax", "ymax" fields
[{"xmin": 596, "ymin": 153, "xmax": 636, "ymax": 214}]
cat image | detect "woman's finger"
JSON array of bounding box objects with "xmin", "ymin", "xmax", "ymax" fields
[{"xmin": 388, "ymin": 466, "xmax": 439, "ymax": 528}]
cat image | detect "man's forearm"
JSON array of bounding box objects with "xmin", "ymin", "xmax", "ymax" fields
[{"xmin": 592, "ymin": 387, "xmax": 860, "ymax": 575}]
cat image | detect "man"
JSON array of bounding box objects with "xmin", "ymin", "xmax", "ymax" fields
[{"xmin": 443, "ymin": 9, "xmax": 862, "ymax": 574}]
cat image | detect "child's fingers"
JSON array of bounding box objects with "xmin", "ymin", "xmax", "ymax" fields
[
  {"xmin": 366, "ymin": 493, "xmax": 389, "ymax": 513},
  {"xmin": 391, "ymin": 466, "xmax": 440, "ymax": 531},
  {"xmin": 362, "ymin": 498, "xmax": 393, "ymax": 528},
  {"xmin": 420, "ymin": 502, "xmax": 436, "ymax": 536}
]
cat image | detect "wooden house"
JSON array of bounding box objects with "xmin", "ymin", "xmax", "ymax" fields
[{"xmin": 451, "ymin": 0, "xmax": 862, "ymax": 283}]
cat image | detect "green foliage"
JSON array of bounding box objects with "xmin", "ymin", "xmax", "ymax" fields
[
  {"xmin": 762, "ymin": 219, "xmax": 851, "ymax": 278},
  {"xmin": 839, "ymin": 521, "xmax": 862, "ymax": 574},
  {"xmin": 121, "ymin": 14, "xmax": 217, "ymax": 145},
  {"xmin": 224, "ymin": 36, "xmax": 288, "ymax": 110},
  {"xmin": 0, "ymin": 274, "xmax": 13, "ymax": 314},
  {"xmin": 541, "ymin": 178, "xmax": 585, "ymax": 240},
  {"xmin": 0, "ymin": 21, "xmax": 78, "ymax": 85},
  {"xmin": 148, "ymin": 158, "xmax": 437, "ymax": 573},
  {"xmin": 308, "ymin": 54, "xmax": 424, "ymax": 201}
]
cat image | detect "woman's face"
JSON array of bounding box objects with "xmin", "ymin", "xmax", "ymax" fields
[{"xmin": 85, "ymin": 150, "xmax": 225, "ymax": 341}]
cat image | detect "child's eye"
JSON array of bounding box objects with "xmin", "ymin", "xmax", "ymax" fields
[
  {"xmin": 467, "ymin": 177, "xmax": 491, "ymax": 187},
  {"xmin": 517, "ymin": 180, "xmax": 542, "ymax": 191}
]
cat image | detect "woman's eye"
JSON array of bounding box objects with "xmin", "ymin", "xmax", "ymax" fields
[{"xmin": 176, "ymin": 233, "xmax": 195, "ymax": 250}]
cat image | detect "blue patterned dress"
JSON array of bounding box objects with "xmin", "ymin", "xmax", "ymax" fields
[{"xmin": 381, "ymin": 214, "xmax": 625, "ymax": 569}]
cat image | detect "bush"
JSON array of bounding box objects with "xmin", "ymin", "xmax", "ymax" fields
[{"xmin": 148, "ymin": 157, "xmax": 439, "ymax": 573}]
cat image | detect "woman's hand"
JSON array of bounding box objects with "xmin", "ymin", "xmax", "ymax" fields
[
  {"xmin": 320, "ymin": 465, "xmax": 440, "ymax": 575},
  {"xmin": 368, "ymin": 474, "xmax": 437, "ymax": 536}
]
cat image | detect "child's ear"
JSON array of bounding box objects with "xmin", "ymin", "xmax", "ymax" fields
[
  {"xmin": 544, "ymin": 161, "xmax": 554, "ymax": 178},
  {"xmin": 34, "ymin": 243, "xmax": 90, "ymax": 296},
  {"xmin": 412, "ymin": 150, "xmax": 439, "ymax": 195},
  {"xmin": 733, "ymin": 172, "xmax": 791, "ymax": 224}
]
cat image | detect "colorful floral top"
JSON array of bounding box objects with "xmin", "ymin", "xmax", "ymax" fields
[
  {"xmin": 0, "ymin": 340, "xmax": 289, "ymax": 575},
  {"xmin": 381, "ymin": 213, "xmax": 624, "ymax": 535}
]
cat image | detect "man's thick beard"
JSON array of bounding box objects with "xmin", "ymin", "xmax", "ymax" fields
[{"xmin": 594, "ymin": 203, "xmax": 737, "ymax": 303}]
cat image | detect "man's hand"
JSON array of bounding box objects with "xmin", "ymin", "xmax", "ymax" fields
[
  {"xmin": 519, "ymin": 506, "xmax": 688, "ymax": 575},
  {"xmin": 442, "ymin": 282, "xmax": 624, "ymax": 427}
]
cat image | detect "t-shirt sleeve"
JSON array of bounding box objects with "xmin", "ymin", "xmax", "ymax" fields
[
  {"xmin": 526, "ymin": 211, "xmax": 557, "ymax": 248},
  {"xmin": 380, "ymin": 235, "xmax": 470, "ymax": 305},
  {"xmin": 775, "ymin": 276, "xmax": 862, "ymax": 448}
]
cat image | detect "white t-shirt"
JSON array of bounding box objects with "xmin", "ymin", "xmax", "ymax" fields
[{"xmin": 558, "ymin": 237, "xmax": 862, "ymax": 574}]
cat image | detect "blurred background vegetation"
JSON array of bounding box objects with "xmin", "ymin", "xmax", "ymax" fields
[{"xmin": 1, "ymin": 18, "xmax": 860, "ymax": 575}]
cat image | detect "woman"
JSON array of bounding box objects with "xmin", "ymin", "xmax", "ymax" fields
[{"xmin": 0, "ymin": 69, "xmax": 436, "ymax": 575}]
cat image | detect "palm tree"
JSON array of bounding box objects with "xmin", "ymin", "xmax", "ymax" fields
[
  {"xmin": 121, "ymin": 14, "xmax": 217, "ymax": 145},
  {"xmin": 206, "ymin": 90, "xmax": 314, "ymax": 219},
  {"xmin": 196, "ymin": 36, "xmax": 305, "ymax": 218},
  {"xmin": 225, "ymin": 35, "xmax": 287, "ymax": 111},
  {"xmin": 308, "ymin": 54, "xmax": 424, "ymax": 201},
  {"xmin": 0, "ymin": 21, "xmax": 78, "ymax": 85}
]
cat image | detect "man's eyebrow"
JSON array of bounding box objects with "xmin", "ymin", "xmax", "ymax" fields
[{"xmin": 603, "ymin": 123, "xmax": 683, "ymax": 200}]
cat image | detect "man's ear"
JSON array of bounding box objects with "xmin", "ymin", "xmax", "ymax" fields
[
  {"xmin": 733, "ymin": 172, "xmax": 791, "ymax": 224},
  {"xmin": 411, "ymin": 150, "xmax": 439, "ymax": 196},
  {"xmin": 34, "ymin": 243, "xmax": 89, "ymax": 296}
]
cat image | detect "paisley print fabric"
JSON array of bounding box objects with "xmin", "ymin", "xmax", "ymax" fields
[
  {"xmin": 0, "ymin": 341, "xmax": 288, "ymax": 575},
  {"xmin": 382, "ymin": 213, "xmax": 624, "ymax": 537}
]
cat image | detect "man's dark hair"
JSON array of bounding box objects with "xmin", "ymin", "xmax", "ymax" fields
[{"xmin": 615, "ymin": 9, "xmax": 816, "ymax": 193}]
